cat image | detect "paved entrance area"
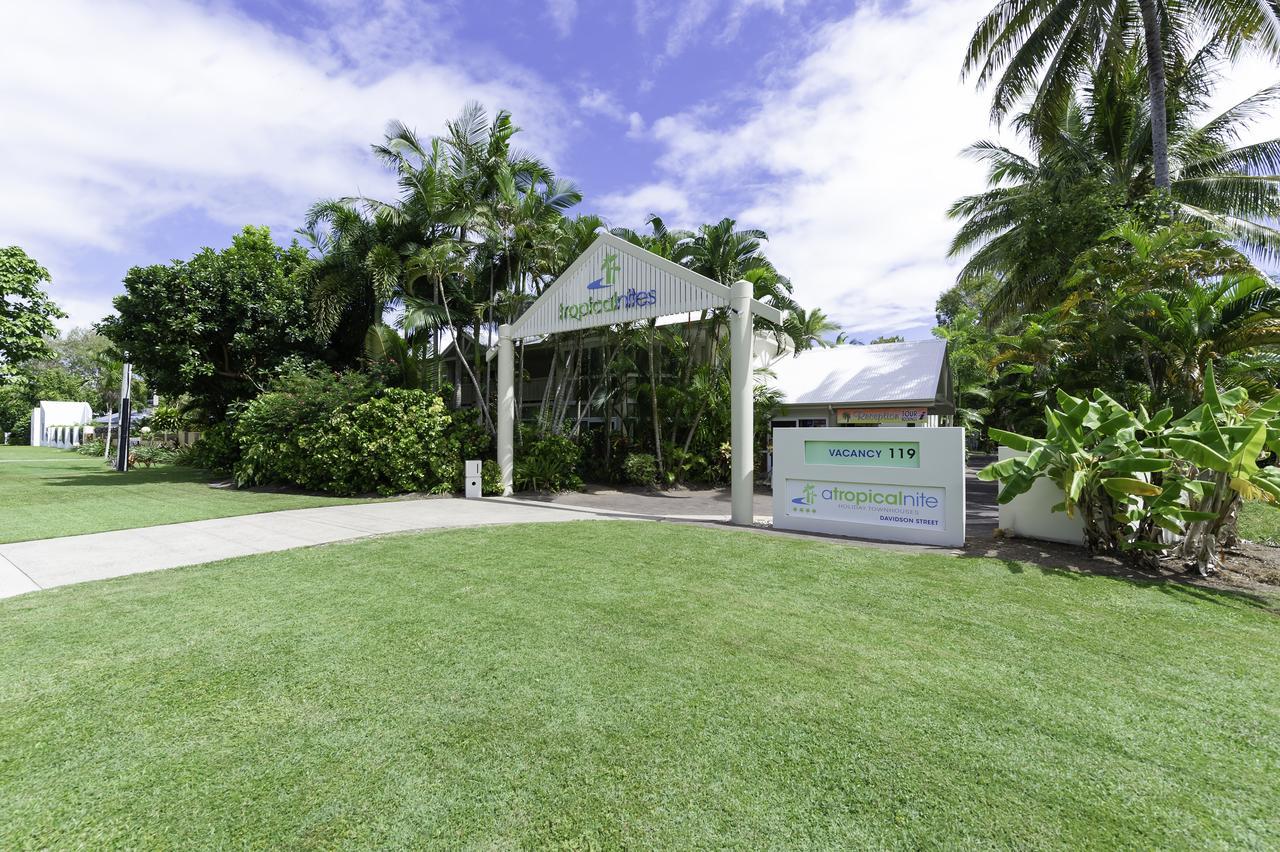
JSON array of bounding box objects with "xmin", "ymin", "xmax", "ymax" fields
[
  {"xmin": 0, "ymin": 498, "xmax": 649, "ymax": 599},
  {"xmin": 521, "ymin": 454, "xmax": 1000, "ymax": 541},
  {"xmin": 0, "ymin": 459, "xmax": 999, "ymax": 600}
]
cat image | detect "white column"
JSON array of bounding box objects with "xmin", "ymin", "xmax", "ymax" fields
[
  {"xmin": 30, "ymin": 408, "xmax": 40, "ymax": 446},
  {"xmin": 730, "ymin": 280, "xmax": 754, "ymax": 526},
  {"xmin": 497, "ymin": 323, "xmax": 515, "ymax": 496}
]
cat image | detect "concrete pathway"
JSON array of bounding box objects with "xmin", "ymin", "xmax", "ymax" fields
[
  {"xmin": 0, "ymin": 460, "xmax": 1000, "ymax": 600},
  {"xmin": 0, "ymin": 497, "xmax": 663, "ymax": 599}
]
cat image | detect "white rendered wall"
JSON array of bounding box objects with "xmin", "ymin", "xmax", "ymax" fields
[{"xmin": 996, "ymin": 447, "xmax": 1085, "ymax": 545}]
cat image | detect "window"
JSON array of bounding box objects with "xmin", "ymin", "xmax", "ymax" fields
[
  {"xmin": 798, "ymin": 418, "xmax": 827, "ymax": 428},
  {"xmin": 771, "ymin": 419, "xmax": 797, "ymax": 429}
]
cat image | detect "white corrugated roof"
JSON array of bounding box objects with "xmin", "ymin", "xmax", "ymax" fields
[
  {"xmin": 38, "ymin": 401, "xmax": 93, "ymax": 425},
  {"xmin": 766, "ymin": 340, "xmax": 947, "ymax": 406}
]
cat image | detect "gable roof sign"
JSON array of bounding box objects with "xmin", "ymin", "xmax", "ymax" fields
[
  {"xmin": 768, "ymin": 340, "xmax": 949, "ymax": 406},
  {"xmin": 507, "ymin": 232, "xmax": 782, "ymax": 339}
]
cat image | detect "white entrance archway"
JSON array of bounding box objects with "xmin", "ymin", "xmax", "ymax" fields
[{"xmin": 491, "ymin": 232, "xmax": 782, "ymax": 525}]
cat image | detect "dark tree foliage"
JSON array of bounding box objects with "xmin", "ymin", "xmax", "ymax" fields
[
  {"xmin": 100, "ymin": 227, "xmax": 321, "ymax": 419},
  {"xmin": 0, "ymin": 246, "xmax": 65, "ymax": 372}
]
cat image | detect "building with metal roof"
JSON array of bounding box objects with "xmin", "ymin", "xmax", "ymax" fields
[{"xmin": 765, "ymin": 339, "xmax": 954, "ymax": 428}]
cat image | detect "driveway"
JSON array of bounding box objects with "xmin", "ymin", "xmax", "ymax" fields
[
  {"xmin": 0, "ymin": 498, "xmax": 640, "ymax": 599},
  {"xmin": 0, "ymin": 460, "xmax": 1002, "ymax": 600},
  {"xmin": 520, "ymin": 454, "xmax": 1001, "ymax": 542}
]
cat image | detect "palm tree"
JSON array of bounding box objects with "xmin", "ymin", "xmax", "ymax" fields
[
  {"xmin": 298, "ymin": 200, "xmax": 407, "ymax": 367},
  {"xmin": 1066, "ymin": 219, "xmax": 1280, "ymax": 408},
  {"xmin": 949, "ymin": 52, "xmax": 1280, "ymax": 320},
  {"xmin": 962, "ymin": 0, "xmax": 1280, "ymax": 189},
  {"xmin": 610, "ymin": 216, "xmax": 694, "ymax": 476},
  {"xmin": 782, "ymin": 307, "xmax": 841, "ymax": 351},
  {"xmin": 364, "ymin": 324, "xmax": 432, "ymax": 391},
  {"xmin": 305, "ymin": 105, "xmax": 582, "ymax": 431}
]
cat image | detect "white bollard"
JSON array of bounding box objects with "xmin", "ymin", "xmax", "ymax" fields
[{"xmin": 465, "ymin": 460, "xmax": 482, "ymax": 499}]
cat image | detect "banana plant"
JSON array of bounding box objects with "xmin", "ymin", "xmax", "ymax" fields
[
  {"xmin": 1163, "ymin": 364, "xmax": 1280, "ymax": 575},
  {"xmin": 978, "ymin": 388, "xmax": 1182, "ymax": 560}
]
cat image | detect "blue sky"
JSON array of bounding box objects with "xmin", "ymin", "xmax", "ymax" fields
[{"xmin": 5, "ymin": 1, "xmax": 1276, "ymax": 339}]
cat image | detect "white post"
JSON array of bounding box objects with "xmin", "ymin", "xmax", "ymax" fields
[
  {"xmin": 497, "ymin": 323, "xmax": 515, "ymax": 496},
  {"xmin": 730, "ymin": 279, "xmax": 754, "ymax": 526},
  {"xmin": 29, "ymin": 407, "xmax": 40, "ymax": 446},
  {"xmin": 104, "ymin": 407, "xmax": 113, "ymax": 460}
]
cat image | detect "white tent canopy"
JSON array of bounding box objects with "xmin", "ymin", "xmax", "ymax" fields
[{"xmin": 31, "ymin": 400, "xmax": 94, "ymax": 447}]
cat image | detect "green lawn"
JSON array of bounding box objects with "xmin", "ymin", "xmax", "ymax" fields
[
  {"xmin": 1241, "ymin": 500, "xmax": 1280, "ymax": 545},
  {"xmin": 0, "ymin": 446, "xmax": 381, "ymax": 544},
  {"xmin": 1, "ymin": 523, "xmax": 1276, "ymax": 848}
]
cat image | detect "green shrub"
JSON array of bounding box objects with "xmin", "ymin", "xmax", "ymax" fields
[
  {"xmin": 980, "ymin": 365, "xmax": 1280, "ymax": 575},
  {"xmin": 310, "ymin": 389, "xmax": 452, "ymax": 496},
  {"xmin": 232, "ymin": 363, "xmax": 379, "ymax": 489},
  {"xmin": 622, "ymin": 452, "xmax": 657, "ymax": 486},
  {"xmin": 186, "ymin": 422, "xmax": 239, "ymax": 473},
  {"xmin": 514, "ymin": 428, "xmax": 581, "ymax": 492},
  {"xmin": 132, "ymin": 444, "xmax": 178, "ymax": 468},
  {"xmin": 6, "ymin": 412, "xmax": 31, "ymax": 445},
  {"xmin": 482, "ymin": 459, "xmax": 503, "ymax": 495},
  {"xmin": 428, "ymin": 408, "xmax": 491, "ymax": 492},
  {"xmin": 77, "ymin": 438, "xmax": 105, "ymax": 456}
]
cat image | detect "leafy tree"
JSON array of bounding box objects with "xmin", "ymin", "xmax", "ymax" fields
[
  {"xmin": 100, "ymin": 226, "xmax": 320, "ymax": 420},
  {"xmin": 1065, "ymin": 220, "xmax": 1280, "ymax": 409},
  {"xmin": 963, "ymin": 0, "xmax": 1280, "ymax": 189},
  {"xmin": 868, "ymin": 335, "xmax": 906, "ymax": 345},
  {"xmin": 951, "ymin": 52, "xmax": 1280, "ymax": 320},
  {"xmin": 0, "ymin": 246, "xmax": 64, "ymax": 373},
  {"xmin": 24, "ymin": 327, "xmax": 141, "ymax": 412},
  {"xmin": 933, "ymin": 277, "xmax": 1000, "ymax": 433}
]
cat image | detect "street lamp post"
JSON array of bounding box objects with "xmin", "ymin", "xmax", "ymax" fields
[{"xmin": 115, "ymin": 356, "xmax": 132, "ymax": 472}]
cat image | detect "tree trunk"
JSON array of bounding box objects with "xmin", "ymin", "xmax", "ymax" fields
[
  {"xmin": 1138, "ymin": 0, "xmax": 1171, "ymax": 189},
  {"xmin": 1178, "ymin": 471, "xmax": 1232, "ymax": 576}
]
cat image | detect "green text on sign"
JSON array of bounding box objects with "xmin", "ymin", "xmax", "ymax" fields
[{"xmin": 804, "ymin": 440, "xmax": 920, "ymax": 468}]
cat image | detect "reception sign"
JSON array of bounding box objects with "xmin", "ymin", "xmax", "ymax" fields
[
  {"xmin": 772, "ymin": 427, "xmax": 965, "ymax": 546},
  {"xmin": 835, "ymin": 407, "xmax": 929, "ymax": 424}
]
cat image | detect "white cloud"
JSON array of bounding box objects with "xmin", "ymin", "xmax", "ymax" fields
[
  {"xmin": 627, "ymin": 112, "xmax": 647, "ymax": 138},
  {"xmin": 623, "ymin": 0, "xmax": 996, "ymax": 336},
  {"xmin": 596, "ymin": 183, "xmax": 696, "ymax": 229},
  {"xmin": 720, "ymin": 0, "xmax": 796, "ymax": 43},
  {"xmin": 546, "ymin": 0, "xmax": 579, "ymax": 38},
  {"xmin": 578, "ymin": 88, "xmax": 627, "ymax": 121},
  {"xmin": 1, "ymin": 0, "xmax": 567, "ymax": 328},
  {"xmin": 665, "ymin": 0, "xmax": 717, "ymax": 58}
]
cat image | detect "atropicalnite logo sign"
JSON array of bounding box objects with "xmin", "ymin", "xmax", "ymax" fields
[{"xmin": 787, "ymin": 479, "xmax": 946, "ymax": 530}]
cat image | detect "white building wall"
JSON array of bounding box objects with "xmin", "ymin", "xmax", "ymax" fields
[{"xmin": 996, "ymin": 447, "xmax": 1085, "ymax": 545}]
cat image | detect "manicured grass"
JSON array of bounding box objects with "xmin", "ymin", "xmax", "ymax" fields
[
  {"xmin": 1, "ymin": 523, "xmax": 1276, "ymax": 848},
  {"xmin": 1241, "ymin": 499, "xmax": 1280, "ymax": 545},
  {"xmin": 0, "ymin": 446, "xmax": 381, "ymax": 544}
]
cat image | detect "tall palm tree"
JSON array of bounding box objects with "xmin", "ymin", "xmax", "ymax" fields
[
  {"xmin": 782, "ymin": 307, "xmax": 842, "ymax": 351},
  {"xmin": 950, "ymin": 52, "xmax": 1280, "ymax": 320},
  {"xmin": 305, "ymin": 105, "xmax": 582, "ymax": 430},
  {"xmin": 963, "ymin": 0, "xmax": 1280, "ymax": 189},
  {"xmin": 298, "ymin": 200, "xmax": 406, "ymax": 367}
]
